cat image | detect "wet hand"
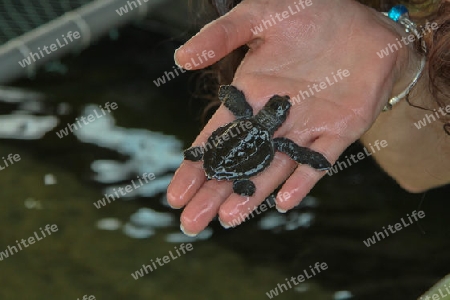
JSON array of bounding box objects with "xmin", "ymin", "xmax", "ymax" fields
[{"xmin": 167, "ymin": 0, "xmax": 420, "ymax": 235}]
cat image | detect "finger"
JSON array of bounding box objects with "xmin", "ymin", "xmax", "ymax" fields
[
  {"xmin": 174, "ymin": 7, "xmax": 255, "ymax": 69},
  {"xmin": 217, "ymin": 152, "xmax": 298, "ymax": 227},
  {"xmin": 167, "ymin": 160, "xmax": 206, "ymax": 208},
  {"xmin": 167, "ymin": 105, "xmax": 235, "ymax": 208},
  {"xmin": 275, "ymin": 135, "xmax": 350, "ymax": 212},
  {"xmin": 180, "ymin": 179, "xmax": 233, "ymax": 236}
]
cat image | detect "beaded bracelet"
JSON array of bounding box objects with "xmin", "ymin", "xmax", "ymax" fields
[{"xmin": 382, "ymin": 5, "xmax": 427, "ymax": 111}]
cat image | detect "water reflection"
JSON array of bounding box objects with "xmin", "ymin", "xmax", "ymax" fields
[
  {"xmin": 258, "ymin": 195, "xmax": 318, "ymax": 232},
  {"xmin": 0, "ymin": 87, "xmax": 58, "ymax": 139},
  {"xmin": 122, "ymin": 207, "xmax": 174, "ymax": 238},
  {"xmin": 75, "ymin": 104, "xmax": 183, "ymax": 199},
  {"xmin": 67, "ymin": 105, "xmax": 203, "ymax": 240},
  {"xmin": 0, "ymin": 115, "xmax": 58, "ymax": 139}
]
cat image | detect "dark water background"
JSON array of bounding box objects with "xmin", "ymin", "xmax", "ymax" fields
[{"xmin": 0, "ymin": 9, "xmax": 449, "ymax": 300}]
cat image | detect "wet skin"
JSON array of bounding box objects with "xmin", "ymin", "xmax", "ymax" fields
[
  {"xmin": 167, "ymin": 0, "xmax": 421, "ymax": 235},
  {"xmin": 184, "ymin": 85, "xmax": 331, "ymax": 197}
]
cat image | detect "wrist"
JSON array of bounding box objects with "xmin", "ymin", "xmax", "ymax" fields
[
  {"xmin": 384, "ymin": 10, "xmax": 427, "ymax": 110},
  {"xmin": 389, "ymin": 42, "xmax": 424, "ymax": 107}
]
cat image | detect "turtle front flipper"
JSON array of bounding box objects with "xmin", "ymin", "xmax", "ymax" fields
[
  {"xmin": 218, "ymin": 85, "xmax": 253, "ymax": 118},
  {"xmin": 184, "ymin": 147, "xmax": 204, "ymax": 161},
  {"xmin": 273, "ymin": 137, "xmax": 331, "ymax": 171},
  {"xmin": 233, "ymin": 179, "xmax": 256, "ymax": 196}
]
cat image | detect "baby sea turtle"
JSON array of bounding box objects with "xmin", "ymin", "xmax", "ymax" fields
[{"xmin": 184, "ymin": 85, "xmax": 331, "ymax": 196}]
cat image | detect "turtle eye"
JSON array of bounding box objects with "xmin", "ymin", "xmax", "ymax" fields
[{"xmin": 270, "ymin": 100, "xmax": 280, "ymax": 110}]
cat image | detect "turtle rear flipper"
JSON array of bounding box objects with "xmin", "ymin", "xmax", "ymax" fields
[
  {"xmin": 273, "ymin": 137, "xmax": 331, "ymax": 171},
  {"xmin": 218, "ymin": 85, "xmax": 253, "ymax": 118},
  {"xmin": 233, "ymin": 179, "xmax": 256, "ymax": 196}
]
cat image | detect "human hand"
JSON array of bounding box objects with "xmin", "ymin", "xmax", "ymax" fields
[{"xmin": 167, "ymin": 0, "xmax": 422, "ymax": 235}]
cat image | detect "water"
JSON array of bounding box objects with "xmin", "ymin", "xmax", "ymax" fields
[{"xmin": 0, "ymin": 26, "xmax": 448, "ymax": 300}]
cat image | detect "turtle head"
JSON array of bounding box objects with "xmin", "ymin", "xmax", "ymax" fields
[
  {"xmin": 266, "ymin": 95, "xmax": 291, "ymax": 119},
  {"xmin": 255, "ymin": 95, "xmax": 291, "ymax": 134}
]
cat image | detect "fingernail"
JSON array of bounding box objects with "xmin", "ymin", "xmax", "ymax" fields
[
  {"xmin": 276, "ymin": 206, "xmax": 287, "ymax": 213},
  {"xmin": 174, "ymin": 46, "xmax": 183, "ymax": 68},
  {"xmin": 180, "ymin": 223, "xmax": 197, "ymax": 237},
  {"xmin": 166, "ymin": 192, "xmax": 183, "ymax": 209},
  {"xmin": 168, "ymin": 202, "xmax": 183, "ymax": 210},
  {"xmin": 218, "ymin": 217, "xmax": 231, "ymax": 229}
]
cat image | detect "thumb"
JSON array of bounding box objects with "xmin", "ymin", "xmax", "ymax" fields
[{"xmin": 174, "ymin": 6, "xmax": 255, "ymax": 70}]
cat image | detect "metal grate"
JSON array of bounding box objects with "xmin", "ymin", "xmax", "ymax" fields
[
  {"xmin": 0, "ymin": 0, "xmax": 94, "ymax": 44},
  {"xmin": 0, "ymin": 0, "xmax": 169, "ymax": 83}
]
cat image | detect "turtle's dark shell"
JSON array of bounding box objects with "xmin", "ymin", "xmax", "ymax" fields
[
  {"xmin": 203, "ymin": 118, "xmax": 273, "ymax": 180},
  {"xmin": 183, "ymin": 85, "xmax": 331, "ymax": 196}
]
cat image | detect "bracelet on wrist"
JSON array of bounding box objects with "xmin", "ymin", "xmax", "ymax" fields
[{"xmin": 382, "ymin": 5, "xmax": 427, "ymax": 111}]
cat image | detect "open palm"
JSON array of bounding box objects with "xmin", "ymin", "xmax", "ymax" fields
[{"xmin": 167, "ymin": 0, "xmax": 418, "ymax": 235}]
